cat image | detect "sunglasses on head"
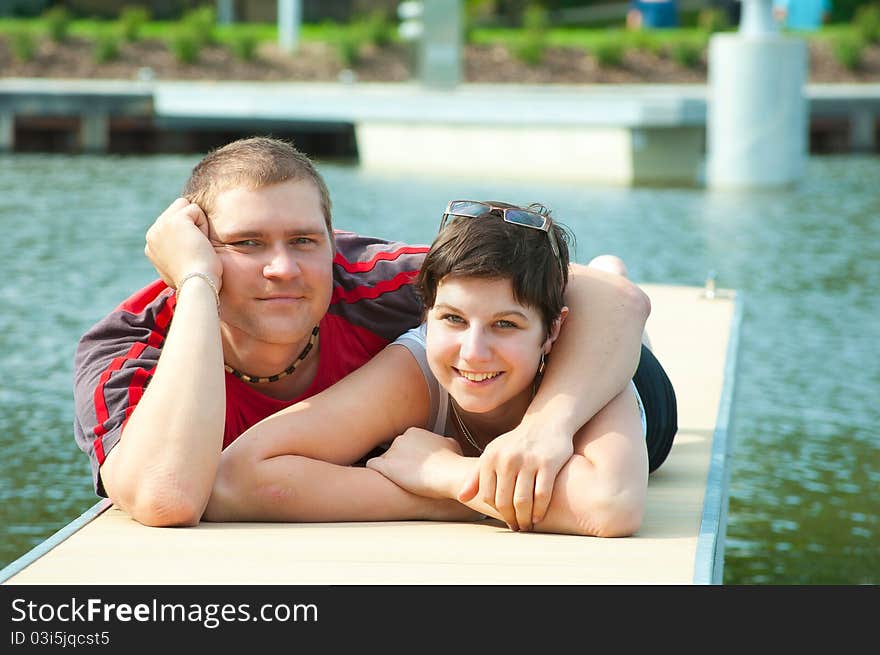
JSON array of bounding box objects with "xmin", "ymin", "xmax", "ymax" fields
[{"xmin": 439, "ymin": 200, "xmax": 562, "ymax": 269}]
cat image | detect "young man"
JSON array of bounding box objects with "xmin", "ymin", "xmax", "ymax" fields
[{"xmin": 73, "ymin": 137, "xmax": 650, "ymax": 529}]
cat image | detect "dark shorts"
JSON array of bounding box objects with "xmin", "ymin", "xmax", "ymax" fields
[{"xmin": 633, "ymin": 343, "xmax": 678, "ymax": 473}]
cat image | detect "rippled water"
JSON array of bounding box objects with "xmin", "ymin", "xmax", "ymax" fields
[{"xmin": 1, "ymin": 153, "xmax": 877, "ymax": 583}]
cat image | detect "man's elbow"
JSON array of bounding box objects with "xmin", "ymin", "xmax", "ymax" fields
[
  {"xmin": 620, "ymin": 274, "xmax": 651, "ymax": 325},
  {"xmin": 112, "ymin": 479, "xmax": 206, "ymax": 527},
  {"xmin": 569, "ymin": 262, "xmax": 652, "ymax": 322},
  {"xmin": 572, "ymin": 483, "xmax": 645, "ymax": 538},
  {"xmin": 590, "ymin": 501, "xmax": 644, "ymax": 538}
]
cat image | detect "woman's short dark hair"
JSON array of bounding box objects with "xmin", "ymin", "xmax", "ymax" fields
[{"xmin": 417, "ymin": 201, "xmax": 573, "ymax": 335}]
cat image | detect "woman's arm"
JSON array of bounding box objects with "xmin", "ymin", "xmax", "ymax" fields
[
  {"xmin": 369, "ymin": 384, "xmax": 648, "ymax": 537},
  {"xmin": 203, "ymin": 344, "xmax": 449, "ymax": 522},
  {"xmin": 204, "ymin": 453, "xmax": 477, "ymax": 523}
]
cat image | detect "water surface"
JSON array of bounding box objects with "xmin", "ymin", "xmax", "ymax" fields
[{"xmin": 0, "ymin": 153, "xmax": 876, "ymax": 583}]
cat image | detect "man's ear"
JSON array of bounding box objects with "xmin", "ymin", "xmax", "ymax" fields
[{"xmin": 544, "ymin": 306, "xmax": 569, "ymax": 354}]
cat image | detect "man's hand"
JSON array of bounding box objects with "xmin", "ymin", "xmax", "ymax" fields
[
  {"xmin": 144, "ymin": 197, "xmax": 222, "ymax": 290},
  {"xmin": 366, "ymin": 428, "xmax": 466, "ymax": 500},
  {"xmin": 457, "ymin": 417, "xmax": 573, "ymax": 532}
]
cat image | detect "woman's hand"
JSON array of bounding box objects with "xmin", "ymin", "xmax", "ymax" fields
[{"xmin": 366, "ymin": 428, "xmax": 468, "ymax": 500}]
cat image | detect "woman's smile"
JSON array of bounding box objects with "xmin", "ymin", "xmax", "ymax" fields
[{"xmin": 454, "ymin": 368, "xmax": 504, "ymax": 384}]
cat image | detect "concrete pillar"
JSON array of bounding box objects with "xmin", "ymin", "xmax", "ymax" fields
[
  {"xmin": 79, "ymin": 112, "xmax": 109, "ymax": 153},
  {"xmin": 419, "ymin": 0, "xmax": 462, "ymax": 88},
  {"xmin": 278, "ymin": 0, "xmax": 301, "ymax": 53},
  {"xmin": 850, "ymin": 108, "xmax": 877, "ymax": 153},
  {"xmin": 0, "ymin": 112, "xmax": 13, "ymax": 152},
  {"xmin": 706, "ymin": 0, "xmax": 808, "ymax": 189}
]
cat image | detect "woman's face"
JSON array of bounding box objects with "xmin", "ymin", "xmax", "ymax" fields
[{"xmin": 425, "ymin": 276, "xmax": 549, "ymax": 416}]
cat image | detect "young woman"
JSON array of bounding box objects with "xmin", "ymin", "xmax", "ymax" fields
[{"xmin": 205, "ymin": 200, "xmax": 676, "ymax": 537}]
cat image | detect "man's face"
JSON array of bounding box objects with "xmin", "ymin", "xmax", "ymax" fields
[{"xmin": 208, "ymin": 179, "xmax": 334, "ymax": 351}]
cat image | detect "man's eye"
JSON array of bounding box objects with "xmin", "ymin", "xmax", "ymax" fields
[
  {"xmin": 495, "ymin": 320, "xmax": 518, "ymax": 328},
  {"xmin": 291, "ymin": 237, "xmax": 315, "ymax": 245},
  {"xmin": 231, "ymin": 239, "xmax": 260, "ymax": 247}
]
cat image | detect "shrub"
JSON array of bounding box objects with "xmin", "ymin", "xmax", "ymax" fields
[
  {"xmin": 229, "ymin": 29, "xmax": 259, "ymax": 62},
  {"xmin": 854, "ymin": 3, "xmax": 880, "ymax": 44},
  {"xmin": 513, "ymin": 35, "xmax": 545, "ymax": 65},
  {"xmin": 335, "ymin": 27, "xmax": 365, "ymax": 67},
  {"xmin": 42, "ymin": 5, "xmax": 72, "ymax": 43},
  {"xmin": 93, "ymin": 28, "xmax": 121, "ymax": 64},
  {"xmin": 626, "ymin": 29, "xmax": 661, "ymax": 55},
  {"xmin": 119, "ymin": 6, "xmax": 151, "ymax": 43},
  {"xmin": 513, "ymin": 4, "xmax": 548, "ymax": 66},
  {"xmin": 522, "ymin": 2, "xmax": 549, "ymax": 31},
  {"xmin": 697, "ymin": 8, "xmax": 729, "ymax": 34},
  {"xmin": 669, "ymin": 38, "xmax": 704, "ymax": 68},
  {"xmin": 182, "ymin": 5, "xmax": 217, "ymax": 47},
  {"xmin": 592, "ymin": 38, "xmax": 624, "ymax": 68},
  {"xmin": 169, "ymin": 26, "xmax": 201, "ymax": 64},
  {"xmin": 831, "ymin": 32, "xmax": 865, "ymax": 70},
  {"xmin": 10, "ymin": 27, "xmax": 37, "ymax": 62},
  {"xmin": 464, "ymin": 0, "xmax": 494, "ymax": 44},
  {"xmin": 360, "ymin": 10, "xmax": 393, "ymax": 48}
]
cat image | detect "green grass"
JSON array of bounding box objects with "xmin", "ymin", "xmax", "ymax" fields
[
  {"xmin": 468, "ymin": 25, "xmax": 706, "ymax": 50},
  {"xmin": 0, "ymin": 18, "xmax": 406, "ymax": 48},
  {"xmin": 0, "ymin": 17, "xmax": 872, "ymax": 67}
]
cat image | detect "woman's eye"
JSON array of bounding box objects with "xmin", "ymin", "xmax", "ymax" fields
[
  {"xmin": 441, "ymin": 314, "xmax": 465, "ymax": 324},
  {"xmin": 495, "ymin": 320, "xmax": 518, "ymax": 328}
]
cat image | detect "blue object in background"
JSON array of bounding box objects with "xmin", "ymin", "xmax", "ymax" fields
[
  {"xmin": 628, "ymin": 0, "xmax": 680, "ymax": 28},
  {"xmin": 773, "ymin": 0, "xmax": 832, "ymax": 31}
]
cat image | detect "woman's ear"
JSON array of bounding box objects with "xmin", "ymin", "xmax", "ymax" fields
[{"xmin": 544, "ymin": 306, "xmax": 569, "ymax": 354}]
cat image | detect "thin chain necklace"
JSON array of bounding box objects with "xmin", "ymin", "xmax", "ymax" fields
[
  {"xmin": 224, "ymin": 325, "xmax": 319, "ymax": 384},
  {"xmin": 450, "ymin": 400, "xmax": 484, "ymax": 454}
]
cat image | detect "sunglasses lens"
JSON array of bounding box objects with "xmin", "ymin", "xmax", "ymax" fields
[
  {"xmin": 504, "ymin": 209, "xmax": 545, "ymax": 229},
  {"xmin": 448, "ymin": 201, "xmax": 490, "ymax": 217}
]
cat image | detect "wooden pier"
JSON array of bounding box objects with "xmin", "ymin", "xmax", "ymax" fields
[{"xmin": 1, "ymin": 282, "xmax": 741, "ymax": 585}]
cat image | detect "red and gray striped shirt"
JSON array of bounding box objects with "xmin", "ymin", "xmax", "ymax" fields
[{"xmin": 73, "ymin": 230, "xmax": 428, "ymax": 496}]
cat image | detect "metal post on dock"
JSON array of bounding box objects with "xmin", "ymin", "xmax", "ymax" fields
[
  {"xmin": 706, "ymin": 0, "xmax": 808, "ymax": 189},
  {"xmin": 79, "ymin": 112, "xmax": 109, "ymax": 153},
  {"xmin": 0, "ymin": 112, "xmax": 13, "ymax": 152},
  {"xmin": 278, "ymin": 0, "xmax": 302, "ymax": 53},
  {"xmin": 850, "ymin": 108, "xmax": 877, "ymax": 152}
]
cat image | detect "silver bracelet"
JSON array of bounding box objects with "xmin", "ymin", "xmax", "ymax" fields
[{"xmin": 176, "ymin": 272, "xmax": 220, "ymax": 313}]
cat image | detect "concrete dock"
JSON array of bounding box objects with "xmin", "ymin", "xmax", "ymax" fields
[
  {"xmin": 1, "ymin": 282, "xmax": 741, "ymax": 585},
  {"xmin": 1, "ymin": 78, "xmax": 878, "ymax": 184}
]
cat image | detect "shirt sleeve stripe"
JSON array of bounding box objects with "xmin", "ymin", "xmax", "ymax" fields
[
  {"xmin": 91, "ymin": 296, "xmax": 175, "ymax": 464},
  {"xmin": 93, "ymin": 341, "xmax": 148, "ymax": 437},
  {"xmin": 330, "ymin": 269, "xmax": 420, "ymax": 304},
  {"xmin": 333, "ymin": 246, "xmax": 429, "ymax": 273}
]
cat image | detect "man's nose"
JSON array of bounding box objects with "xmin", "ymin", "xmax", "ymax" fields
[{"xmin": 263, "ymin": 246, "xmax": 301, "ymax": 279}]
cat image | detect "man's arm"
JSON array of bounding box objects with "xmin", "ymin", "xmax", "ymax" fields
[
  {"xmin": 461, "ymin": 264, "xmax": 650, "ymax": 531},
  {"xmin": 101, "ymin": 199, "xmax": 226, "ymax": 527}
]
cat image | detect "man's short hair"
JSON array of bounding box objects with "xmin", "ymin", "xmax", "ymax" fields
[{"xmin": 182, "ymin": 136, "xmax": 333, "ymax": 237}]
